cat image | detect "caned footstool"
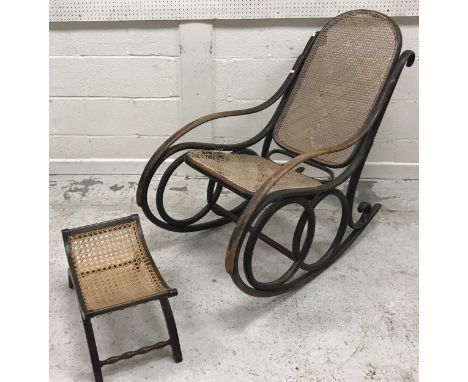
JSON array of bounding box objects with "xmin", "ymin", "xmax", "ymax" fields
[{"xmin": 62, "ymin": 214, "xmax": 182, "ymax": 382}]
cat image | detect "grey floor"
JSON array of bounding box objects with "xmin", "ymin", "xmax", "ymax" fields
[{"xmin": 50, "ymin": 175, "xmax": 418, "ymax": 382}]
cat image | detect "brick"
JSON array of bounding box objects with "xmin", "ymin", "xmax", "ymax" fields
[
  {"xmin": 212, "ymin": 99, "xmax": 282, "ymax": 138},
  {"xmin": 50, "ymin": 136, "xmax": 166, "ymax": 159},
  {"xmin": 179, "ymin": 22, "xmax": 213, "ymax": 141},
  {"xmin": 49, "ymin": 57, "xmax": 180, "ymax": 97},
  {"xmin": 50, "ymin": 21, "xmax": 179, "ymax": 56},
  {"xmin": 396, "ymin": 17, "xmax": 419, "ymax": 57},
  {"xmin": 379, "ymin": 101, "xmax": 419, "ymax": 140},
  {"xmin": 213, "ymin": 100, "xmax": 264, "ymax": 138},
  {"xmin": 394, "ymin": 139, "xmax": 419, "ymax": 163},
  {"xmin": 392, "ymin": 58, "xmax": 419, "ymax": 100},
  {"xmin": 213, "ymin": 19, "xmax": 323, "ymax": 58},
  {"xmin": 368, "ymin": 140, "xmax": 396, "ymax": 162},
  {"xmin": 50, "ymin": 98, "xmax": 180, "ymax": 136},
  {"xmin": 214, "ymin": 59, "xmax": 295, "ymax": 100}
]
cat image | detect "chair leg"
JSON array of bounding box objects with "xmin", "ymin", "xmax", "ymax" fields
[
  {"xmin": 68, "ymin": 270, "xmax": 74, "ymax": 289},
  {"xmin": 82, "ymin": 317, "xmax": 104, "ymax": 382},
  {"xmin": 159, "ymin": 298, "xmax": 182, "ymax": 363}
]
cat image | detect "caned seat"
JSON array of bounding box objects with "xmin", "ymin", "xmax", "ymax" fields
[
  {"xmin": 64, "ymin": 216, "xmax": 173, "ymax": 313},
  {"xmin": 186, "ymin": 149, "xmax": 322, "ymax": 195}
]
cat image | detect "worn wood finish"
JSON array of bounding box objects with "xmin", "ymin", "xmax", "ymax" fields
[
  {"xmin": 100, "ymin": 340, "xmax": 171, "ymax": 366},
  {"xmin": 83, "ymin": 318, "xmax": 104, "ymax": 382},
  {"xmin": 160, "ymin": 297, "xmax": 183, "ymax": 363},
  {"xmin": 137, "ymin": 10, "xmax": 416, "ymax": 297},
  {"xmin": 225, "ymin": 50, "xmax": 415, "ymax": 296}
]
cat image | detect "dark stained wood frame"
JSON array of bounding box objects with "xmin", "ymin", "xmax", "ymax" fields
[
  {"xmin": 62, "ymin": 215, "xmax": 182, "ymax": 382},
  {"xmin": 136, "ymin": 11, "xmax": 416, "ymax": 297}
]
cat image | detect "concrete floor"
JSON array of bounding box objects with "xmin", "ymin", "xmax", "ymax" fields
[{"xmin": 50, "ymin": 175, "xmax": 418, "ymax": 381}]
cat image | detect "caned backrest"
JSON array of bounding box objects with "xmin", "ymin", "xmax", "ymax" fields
[{"xmin": 273, "ymin": 10, "xmax": 402, "ymax": 166}]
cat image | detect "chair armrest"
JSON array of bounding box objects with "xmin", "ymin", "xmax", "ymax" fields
[
  {"xmin": 225, "ymin": 128, "xmax": 368, "ymax": 272},
  {"xmin": 137, "ymin": 91, "xmax": 290, "ymax": 205},
  {"xmin": 152, "ymin": 34, "xmax": 315, "ymax": 155},
  {"xmin": 136, "ymin": 33, "xmax": 320, "ymax": 207},
  {"xmin": 238, "ymin": 49, "xmax": 417, "ymax": 207},
  {"xmin": 136, "ymin": 51, "xmax": 309, "ymax": 206},
  {"xmin": 146, "ymin": 54, "xmax": 304, "ymax": 161},
  {"xmin": 225, "ymin": 49, "xmax": 416, "ymax": 274}
]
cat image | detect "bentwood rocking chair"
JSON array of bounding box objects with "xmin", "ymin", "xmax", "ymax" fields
[{"xmin": 136, "ymin": 10, "xmax": 415, "ymax": 297}]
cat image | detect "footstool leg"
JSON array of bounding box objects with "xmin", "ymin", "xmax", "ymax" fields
[
  {"xmin": 82, "ymin": 317, "xmax": 104, "ymax": 382},
  {"xmin": 68, "ymin": 269, "xmax": 74, "ymax": 289},
  {"xmin": 160, "ymin": 298, "xmax": 182, "ymax": 363}
]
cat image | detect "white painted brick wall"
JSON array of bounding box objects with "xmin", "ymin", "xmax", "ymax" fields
[
  {"xmin": 50, "ymin": 136, "xmax": 167, "ymax": 158},
  {"xmin": 49, "ymin": 21, "xmax": 182, "ymax": 172},
  {"xmin": 49, "ymin": 21, "xmax": 179, "ymax": 56},
  {"xmin": 49, "ymin": 17, "xmax": 419, "ymax": 178},
  {"xmin": 50, "ymin": 57, "xmax": 180, "ymax": 97},
  {"xmin": 213, "ymin": 19, "xmax": 326, "ymax": 58},
  {"xmin": 214, "ymin": 59, "xmax": 295, "ymax": 100},
  {"xmin": 50, "ymin": 98, "xmax": 180, "ymax": 136}
]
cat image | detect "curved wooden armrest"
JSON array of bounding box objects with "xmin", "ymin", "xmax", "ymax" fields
[
  {"xmin": 151, "ymin": 36, "xmax": 317, "ymax": 156},
  {"xmin": 136, "ymin": 34, "xmax": 320, "ymax": 207},
  {"xmin": 136, "ymin": 82, "xmax": 292, "ymax": 205},
  {"xmin": 147, "ymin": 57, "xmax": 304, "ymax": 154},
  {"xmin": 225, "ymin": 49, "xmax": 416, "ymax": 274},
  {"xmin": 145, "ymin": 90, "xmax": 285, "ymax": 162},
  {"xmin": 136, "ymin": 49, "xmax": 311, "ymax": 205},
  {"xmin": 225, "ymin": 128, "xmax": 369, "ymax": 273}
]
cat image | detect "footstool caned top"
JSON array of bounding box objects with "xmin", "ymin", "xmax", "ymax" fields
[{"xmin": 63, "ymin": 215, "xmax": 176, "ymax": 315}]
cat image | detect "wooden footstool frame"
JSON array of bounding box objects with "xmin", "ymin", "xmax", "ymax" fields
[{"xmin": 62, "ymin": 215, "xmax": 182, "ymax": 382}]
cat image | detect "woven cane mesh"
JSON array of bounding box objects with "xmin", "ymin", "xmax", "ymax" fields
[
  {"xmin": 273, "ymin": 10, "xmax": 401, "ymax": 166},
  {"xmin": 187, "ymin": 150, "xmax": 321, "ymax": 194},
  {"xmin": 66, "ymin": 220, "xmax": 168, "ymax": 311}
]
